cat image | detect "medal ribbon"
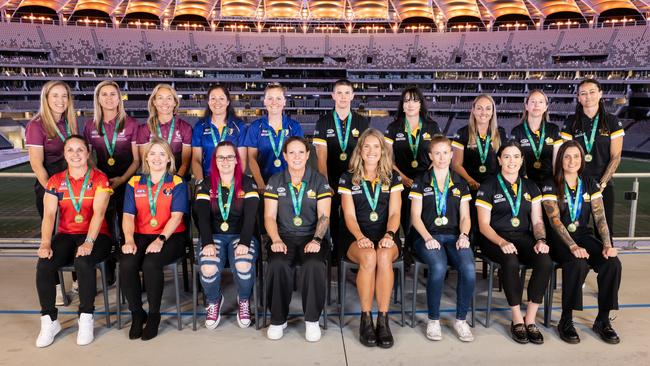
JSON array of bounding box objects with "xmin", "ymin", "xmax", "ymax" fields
[
  {"xmin": 156, "ymin": 117, "xmax": 176, "ymax": 145},
  {"xmin": 523, "ymin": 121, "xmax": 546, "ymax": 161},
  {"xmin": 497, "ymin": 174, "xmax": 522, "ymax": 219},
  {"xmin": 55, "ymin": 119, "xmax": 71, "ymax": 142},
  {"xmin": 289, "ymin": 181, "xmax": 306, "ymax": 218},
  {"xmin": 217, "ymin": 179, "xmax": 234, "ymax": 223},
  {"xmin": 65, "ymin": 170, "xmax": 91, "ymax": 216},
  {"xmin": 334, "ymin": 112, "xmax": 352, "ymax": 153},
  {"xmin": 209, "ymin": 122, "xmax": 229, "ymax": 146},
  {"xmin": 431, "ymin": 171, "xmax": 450, "ymax": 218},
  {"xmin": 147, "ymin": 173, "xmax": 166, "ymax": 218},
  {"xmin": 266, "ymin": 120, "xmax": 286, "ymax": 161},
  {"xmin": 582, "ymin": 114, "xmax": 600, "ymax": 155},
  {"xmin": 405, "ymin": 118, "xmax": 422, "ymax": 162},
  {"xmin": 564, "ymin": 178, "xmax": 583, "ymax": 224},
  {"xmin": 361, "ymin": 179, "xmax": 381, "ymax": 213},
  {"xmin": 476, "ymin": 134, "xmax": 492, "ymax": 166},
  {"xmin": 101, "ymin": 121, "xmax": 119, "ymax": 157}
]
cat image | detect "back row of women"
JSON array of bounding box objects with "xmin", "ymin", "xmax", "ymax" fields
[{"xmin": 29, "ymin": 79, "xmax": 623, "ymax": 348}]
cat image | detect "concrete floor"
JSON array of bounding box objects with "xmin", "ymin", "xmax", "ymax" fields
[{"xmin": 1, "ymin": 251, "xmax": 649, "ymax": 366}]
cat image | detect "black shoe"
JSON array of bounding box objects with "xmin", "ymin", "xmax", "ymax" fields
[
  {"xmin": 141, "ymin": 313, "xmax": 161, "ymax": 341},
  {"xmin": 128, "ymin": 310, "xmax": 147, "ymax": 340},
  {"xmin": 525, "ymin": 323, "xmax": 544, "ymax": 344},
  {"xmin": 557, "ymin": 318, "xmax": 580, "ymax": 344},
  {"xmin": 593, "ymin": 320, "xmax": 620, "ymax": 344},
  {"xmin": 510, "ymin": 322, "xmax": 529, "ymax": 344},
  {"xmin": 359, "ymin": 312, "xmax": 377, "ymax": 347},
  {"xmin": 375, "ymin": 312, "xmax": 394, "ymax": 348}
]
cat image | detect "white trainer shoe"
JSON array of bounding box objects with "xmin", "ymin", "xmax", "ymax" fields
[
  {"xmin": 36, "ymin": 315, "xmax": 62, "ymax": 348},
  {"xmin": 267, "ymin": 322, "xmax": 287, "ymax": 340},
  {"xmin": 426, "ymin": 319, "xmax": 442, "ymax": 341},
  {"xmin": 453, "ymin": 319, "xmax": 474, "ymax": 342},
  {"xmin": 76, "ymin": 313, "xmax": 94, "ymax": 346},
  {"xmin": 305, "ymin": 321, "xmax": 321, "ymax": 342}
]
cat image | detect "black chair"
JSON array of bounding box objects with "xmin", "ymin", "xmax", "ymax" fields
[
  {"xmin": 58, "ymin": 260, "xmax": 111, "ymax": 328},
  {"xmin": 410, "ymin": 257, "xmax": 476, "ymax": 328},
  {"xmin": 116, "ymin": 257, "xmax": 184, "ymax": 331}
]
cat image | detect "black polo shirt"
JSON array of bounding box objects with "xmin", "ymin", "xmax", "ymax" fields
[
  {"xmin": 540, "ymin": 177, "xmax": 602, "ymax": 236},
  {"xmin": 338, "ymin": 170, "xmax": 404, "ymax": 241},
  {"xmin": 264, "ymin": 167, "xmax": 332, "ymax": 237},
  {"xmin": 452, "ymin": 126, "xmax": 508, "ymax": 184},
  {"xmin": 384, "ymin": 118, "xmax": 441, "ymax": 179},
  {"xmin": 194, "ymin": 175, "xmax": 260, "ymax": 247},
  {"xmin": 313, "ymin": 110, "xmax": 369, "ymax": 189},
  {"xmin": 475, "ymin": 175, "xmax": 542, "ymax": 234},
  {"xmin": 561, "ymin": 112, "xmax": 624, "ymax": 179},
  {"xmin": 409, "ymin": 170, "xmax": 471, "ymax": 235},
  {"xmin": 510, "ymin": 121, "xmax": 562, "ymax": 186}
]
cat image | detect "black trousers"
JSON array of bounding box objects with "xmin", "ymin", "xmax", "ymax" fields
[
  {"xmin": 329, "ymin": 192, "xmax": 343, "ymax": 262},
  {"xmin": 36, "ymin": 233, "xmax": 112, "ymax": 318},
  {"xmin": 480, "ymin": 231, "xmax": 553, "ymax": 306},
  {"xmin": 266, "ymin": 235, "xmax": 329, "ymax": 325},
  {"xmin": 119, "ymin": 233, "xmax": 185, "ymax": 314},
  {"xmin": 549, "ymin": 231, "xmax": 621, "ymax": 314},
  {"xmin": 400, "ymin": 188, "xmax": 412, "ymax": 239},
  {"xmin": 601, "ymin": 183, "xmax": 615, "ymax": 240},
  {"xmin": 105, "ymin": 184, "xmax": 126, "ymax": 244}
]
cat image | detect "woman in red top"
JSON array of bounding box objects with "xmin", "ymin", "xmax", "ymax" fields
[
  {"xmin": 120, "ymin": 138, "xmax": 189, "ymax": 341},
  {"xmin": 35, "ymin": 135, "xmax": 113, "ymax": 348}
]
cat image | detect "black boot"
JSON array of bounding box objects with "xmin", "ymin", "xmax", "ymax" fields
[
  {"xmin": 129, "ymin": 310, "xmax": 147, "ymax": 340},
  {"xmin": 558, "ymin": 318, "xmax": 580, "ymax": 344},
  {"xmin": 375, "ymin": 312, "xmax": 394, "ymax": 348},
  {"xmin": 141, "ymin": 313, "xmax": 160, "ymax": 341},
  {"xmin": 359, "ymin": 312, "xmax": 377, "ymax": 347},
  {"xmin": 593, "ymin": 319, "xmax": 620, "ymax": 344}
]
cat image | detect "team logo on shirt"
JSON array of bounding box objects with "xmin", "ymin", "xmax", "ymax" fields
[
  {"xmin": 583, "ymin": 193, "xmax": 591, "ymax": 202},
  {"xmin": 163, "ymin": 188, "xmax": 172, "ymax": 196},
  {"xmin": 452, "ymin": 188, "xmax": 461, "ymax": 196},
  {"xmin": 519, "ymin": 138, "xmax": 531, "ymax": 147},
  {"xmin": 545, "ymin": 137, "xmax": 554, "ymax": 144},
  {"xmin": 351, "ymin": 185, "xmax": 360, "ymax": 191},
  {"xmin": 277, "ymin": 187, "xmax": 286, "ymax": 193},
  {"xmin": 381, "ymin": 184, "xmax": 389, "ymax": 192},
  {"xmin": 423, "ymin": 187, "xmax": 433, "ymax": 193},
  {"xmin": 395, "ymin": 133, "xmax": 405, "ymax": 141},
  {"xmin": 352, "ymin": 128, "xmax": 359, "ymax": 137},
  {"xmin": 136, "ymin": 188, "xmax": 146, "ymax": 195},
  {"xmin": 524, "ymin": 192, "xmax": 531, "ymax": 201},
  {"xmin": 307, "ymin": 190, "xmax": 316, "ymax": 199},
  {"xmin": 326, "ymin": 128, "xmax": 335, "ymax": 137},
  {"xmin": 423, "ymin": 132, "xmax": 431, "ymax": 140}
]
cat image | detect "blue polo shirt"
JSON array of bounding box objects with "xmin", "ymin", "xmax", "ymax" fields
[
  {"xmin": 191, "ymin": 117, "xmax": 247, "ymax": 177},
  {"xmin": 242, "ymin": 115, "xmax": 304, "ymax": 182}
]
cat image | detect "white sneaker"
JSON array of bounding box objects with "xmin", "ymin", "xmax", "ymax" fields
[
  {"xmin": 305, "ymin": 321, "xmax": 321, "ymax": 342},
  {"xmin": 267, "ymin": 322, "xmax": 287, "ymax": 340},
  {"xmin": 76, "ymin": 313, "xmax": 94, "ymax": 346},
  {"xmin": 36, "ymin": 315, "xmax": 61, "ymax": 348},
  {"xmin": 72, "ymin": 281, "xmax": 79, "ymax": 294},
  {"xmin": 426, "ymin": 319, "xmax": 442, "ymax": 341},
  {"xmin": 55, "ymin": 284, "xmax": 66, "ymax": 306},
  {"xmin": 454, "ymin": 319, "xmax": 474, "ymax": 342}
]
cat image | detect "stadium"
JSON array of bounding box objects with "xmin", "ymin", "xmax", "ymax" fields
[{"xmin": 0, "ymin": 0, "xmax": 649, "ymax": 364}]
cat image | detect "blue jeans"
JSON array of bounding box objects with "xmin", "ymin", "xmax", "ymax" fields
[
  {"xmin": 197, "ymin": 234, "xmax": 259, "ymax": 304},
  {"xmin": 414, "ymin": 234, "xmax": 475, "ymax": 320}
]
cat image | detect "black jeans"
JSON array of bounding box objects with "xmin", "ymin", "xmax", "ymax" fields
[
  {"xmin": 266, "ymin": 234, "xmax": 329, "ymax": 325},
  {"xmin": 36, "ymin": 233, "xmax": 112, "ymax": 319},
  {"xmin": 479, "ymin": 231, "xmax": 553, "ymax": 306},
  {"xmin": 549, "ymin": 231, "xmax": 621, "ymax": 314},
  {"xmin": 119, "ymin": 233, "xmax": 185, "ymax": 314}
]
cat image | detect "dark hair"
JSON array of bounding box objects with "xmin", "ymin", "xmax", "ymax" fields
[
  {"xmin": 282, "ymin": 136, "xmax": 309, "ymax": 153},
  {"xmin": 496, "ymin": 139, "xmax": 527, "ymax": 177},
  {"xmin": 333, "ymin": 79, "xmax": 353, "ymax": 89},
  {"xmin": 553, "ymin": 140, "xmax": 586, "ymax": 210},
  {"xmin": 203, "ymin": 84, "xmax": 236, "ymax": 122},
  {"xmin": 395, "ymin": 86, "xmax": 430, "ymax": 123},
  {"xmin": 573, "ymin": 78, "xmax": 609, "ymax": 135},
  {"xmin": 64, "ymin": 134, "xmax": 90, "ymax": 151},
  {"xmin": 209, "ymin": 141, "xmax": 244, "ymax": 210}
]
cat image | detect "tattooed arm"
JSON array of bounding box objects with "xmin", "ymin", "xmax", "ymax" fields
[
  {"xmin": 543, "ymin": 200, "xmax": 578, "ymax": 249},
  {"xmin": 592, "ymin": 197, "xmax": 612, "ymax": 248},
  {"xmin": 531, "ymin": 200, "xmax": 549, "ymax": 254},
  {"xmin": 599, "ymin": 137, "xmax": 622, "ymax": 188},
  {"xmin": 305, "ymin": 197, "xmax": 331, "ymax": 253},
  {"xmin": 314, "ymin": 214, "xmax": 330, "ymax": 241}
]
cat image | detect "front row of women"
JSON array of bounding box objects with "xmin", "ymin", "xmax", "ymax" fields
[{"xmin": 35, "ymin": 131, "xmax": 621, "ymax": 348}]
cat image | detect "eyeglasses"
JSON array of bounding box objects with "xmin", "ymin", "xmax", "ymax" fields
[{"xmin": 216, "ymin": 155, "xmax": 236, "ymax": 162}]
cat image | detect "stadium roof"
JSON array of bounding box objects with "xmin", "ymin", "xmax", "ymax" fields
[{"xmin": 2, "ymin": 0, "xmax": 644, "ymax": 24}]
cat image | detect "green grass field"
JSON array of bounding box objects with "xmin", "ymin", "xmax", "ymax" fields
[{"xmin": 1, "ymin": 159, "xmax": 649, "ymax": 239}]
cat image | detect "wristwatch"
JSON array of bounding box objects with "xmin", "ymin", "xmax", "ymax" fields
[
  {"xmin": 158, "ymin": 234, "xmax": 167, "ymax": 243},
  {"xmin": 385, "ymin": 231, "xmax": 395, "ymax": 238},
  {"xmin": 84, "ymin": 236, "xmax": 95, "ymax": 245}
]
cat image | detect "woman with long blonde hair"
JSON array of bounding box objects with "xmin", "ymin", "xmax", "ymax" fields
[{"xmin": 338, "ymin": 128, "xmax": 403, "ymax": 349}]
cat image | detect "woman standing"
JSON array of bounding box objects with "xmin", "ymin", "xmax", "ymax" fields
[
  {"xmin": 194, "ymin": 141, "xmax": 260, "ymax": 329},
  {"xmin": 120, "ymin": 139, "xmax": 189, "ymax": 341},
  {"xmin": 476, "ymin": 140, "xmax": 552, "ymax": 344},
  {"xmin": 35, "ymin": 135, "xmax": 112, "ymax": 347},
  {"xmin": 338, "ymin": 129, "xmax": 403, "ymax": 349},
  {"xmin": 384, "ymin": 86, "xmax": 440, "ymax": 239},
  {"xmin": 541, "ymin": 141, "xmax": 621, "ymax": 344},
  {"xmin": 264, "ymin": 137, "xmax": 331, "ymax": 342},
  {"xmin": 409, "ymin": 135, "xmax": 475, "ymax": 342}
]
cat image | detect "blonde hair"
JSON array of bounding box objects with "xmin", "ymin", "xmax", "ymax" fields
[
  {"xmin": 467, "ymin": 94, "xmax": 501, "ymax": 151},
  {"xmin": 264, "ymin": 82, "xmax": 286, "ymax": 94},
  {"xmin": 37, "ymin": 81, "xmax": 77, "ymax": 139},
  {"xmin": 147, "ymin": 84, "xmax": 180, "ymax": 135},
  {"xmin": 348, "ymin": 128, "xmax": 393, "ymax": 186},
  {"xmin": 93, "ymin": 80, "xmax": 127, "ymax": 135},
  {"xmin": 141, "ymin": 138, "xmax": 176, "ymax": 175},
  {"xmin": 520, "ymin": 89, "xmax": 550, "ymax": 125}
]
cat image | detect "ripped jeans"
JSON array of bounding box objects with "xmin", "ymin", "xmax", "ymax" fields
[{"xmin": 197, "ymin": 234, "xmax": 259, "ymax": 304}]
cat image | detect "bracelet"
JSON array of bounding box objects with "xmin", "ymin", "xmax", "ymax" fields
[
  {"xmin": 84, "ymin": 236, "xmax": 95, "ymax": 245},
  {"xmin": 536, "ymin": 238, "xmax": 546, "ymax": 243},
  {"xmin": 312, "ymin": 236, "xmax": 323, "ymax": 245}
]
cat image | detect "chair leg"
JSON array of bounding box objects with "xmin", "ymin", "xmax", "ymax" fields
[
  {"xmin": 411, "ymin": 263, "xmax": 419, "ymax": 328},
  {"xmin": 470, "ymin": 290, "xmax": 476, "ymax": 328},
  {"xmin": 173, "ymin": 263, "xmax": 182, "ymax": 330},
  {"xmin": 254, "ymin": 266, "xmax": 260, "ymax": 330},
  {"xmin": 486, "ymin": 262, "xmax": 494, "ymax": 328},
  {"xmin": 58, "ymin": 271, "xmax": 70, "ymax": 307},
  {"xmin": 116, "ymin": 262, "xmax": 121, "ymax": 330},
  {"xmin": 544, "ymin": 269, "xmax": 555, "ymax": 328},
  {"xmin": 392, "ymin": 268, "xmax": 398, "ymax": 304},
  {"xmin": 262, "ymin": 261, "xmax": 268, "ymax": 328},
  {"xmin": 339, "ymin": 263, "xmax": 347, "ymax": 328},
  {"xmin": 323, "ymin": 264, "xmax": 329, "ymax": 330},
  {"xmin": 400, "ymin": 264, "xmax": 405, "ymax": 327},
  {"xmin": 192, "ymin": 264, "xmax": 198, "ymax": 331},
  {"xmin": 99, "ymin": 262, "xmax": 111, "ymax": 328}
]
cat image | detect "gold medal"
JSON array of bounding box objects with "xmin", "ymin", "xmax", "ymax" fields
[
  {"xmin": 533, "ymin": 161, "xmax": 541, "ymax": 169},
  {"xmin": 220, "ymin": 222, "xmax": 229, "ymax": 231},
  {"xmin": 411, "ymin": 160, "xmax": 418, "ymax": 168},
  {"xmin": 584, "ymin": 154, "xmax": 593, "ymax": 162},
  {"xmin": 369, "ymin": 211, "xmax": 379, "ymax": 222},
  {"xmin": 274, "ymin": 159, "xmax": 282, "ymax": 167},
  {"xmin": 107, "ymin": 157, "xmax": 115, "ymax": 166},
  {"xmin": 567, "ymin": 223, "xmax": 577, "ymax": 233},
  {"xmin": 339, "ymin": 152, "xmax": 348, "ymax": 161},
  {"xmin": 74, "ymin": 214, "xmax": 84, "ymax": 223},
  {"xmin": 434, "ymin": 217, "xmax": 443, "ymax": 226},
  {"xmin": 150, "ymin": 218, "xmax": 158, "ymax": 227},
  {"xmin": 293, "ymin": 216, "xmax": 303, "ymax": 226},
  {"xmin": 479, "ymin": 165, "xmax": 487, "ymax": 173},
  {"xmin": 511, "ymin": 217, "xmax": 521, "ymax": 228}
]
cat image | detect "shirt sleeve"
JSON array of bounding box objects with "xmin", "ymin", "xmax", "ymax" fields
[
  {"xmin": 136, "ymin": 124, "xmax": 150, "ymax": 145},
  {"xmin": 181, "ymin": 121, "xmax": 192, "ymax": 146},
  {"xmin": 608, "ymin": 115, "xmax": 625, "ymax": 140},
  {"xmin": 587, "ymin": 177, "xmax": 604, "ymax": 201},
  {"xmin": 25, "ymin": 119, "xmax": 45, "ymax": 147},
  {"xmin": 94, "ymin": 171, "xmax": 114, "ymax": 195},
  {"xmin": 291, "ymin": 120, "xmax": 304, "ymax": 138},
  {"xmin": 560, "ymin": 117, "xmax": 575, "ymax": 141},
  {"xmin": 193, "ymin": 181, "xmax": 214, "ymax": 247},
  {"xmin": 383, "ymin": 123, "xmax": 395, "ymax": 145},
  {"xmin": 44, "ymin": 174, "xmax": 61, "ymax": 198},
  {"xmin": 191, "ymin": 121, "xmax": 203, "ymax": 148},
  {"xmin": 171, "ymin": 176, "xmax": 189, "ymax": 214},
  {"xmin": 337, "ymin": 173, "xmax": 352, "ymax": 195},
  {"xmin": 475, "ymin": 179, "xmax": 494, "ymax": 210},
  {"xmin": 529, "ymin": 181, "xmax": 542, "ymax": 203},
  {"xmin": 315, "ymin": 173, "xmax": 333, "ymax": 200},
  {"xmin": 408, "ymin": 175, "xmax": 424, "ymax": 201},
  {"xmin": 540, "ymin": 179, "xmax": 558, "ymax": 201},
  {"xmin": 83, "ymin": 122, "xmax": 92, "ymax": 145},
  {"xmin": 312, "ymin": 116, "xmax": 327, "ymax": 146},
  {"xmin": 263, "ymin": 175, "xmax": 280, "ymax": 200},
  {"xmin": 241, "ymin": 121, "xmax": 259, "ymax": 148},
  {"xmin": 236, "ymin": 122, "xmax": 248, "ymax": 147},
  {"xmin": 458, "ymin": 179, "xmax": 472, "ymax": 202},
  {"xmin": 452, "ymin": 128, "xmax": 467, "ymax": 150},
  {"xmin": 123, "ymin": 177, "xmax": 138, "ymax": 215},
  {"xmin": 390, "ymin": 171, "xmax": 404, "ymax": 193}
]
